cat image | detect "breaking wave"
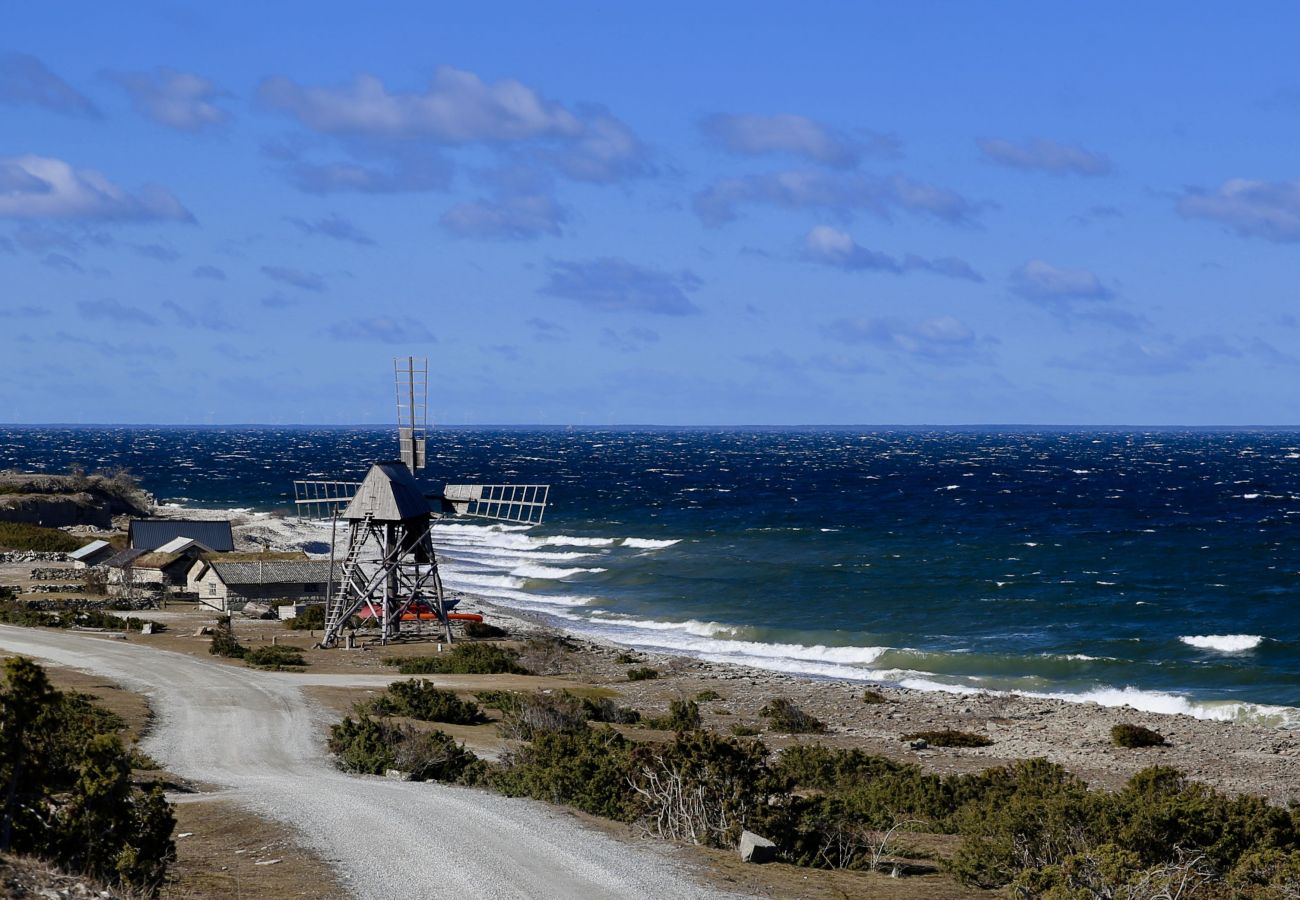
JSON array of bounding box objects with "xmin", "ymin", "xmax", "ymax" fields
[{"xmin": 1180, "ymin": 634, "xmax": 1265, "ymax": 652}]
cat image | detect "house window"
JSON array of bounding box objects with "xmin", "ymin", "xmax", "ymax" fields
[{"xmin": 208, "ymin": 582, "xmax": 217, "ymax": 596}]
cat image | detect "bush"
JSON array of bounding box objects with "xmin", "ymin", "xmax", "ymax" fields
[
  {"xmin": 579, "ymin": 695, "xmax": 641, "ymax": 725},
  {"xmin": 729, "ymin": 724, "xmax": 760, "ymax": 737},
  {"xmin": 284, "ymin": 604, "xmax": 325, "ymax": 630},
  {"xmin": 626, "ymin": 666, "xmax": 659, "ymax": 681},
  {"xmin": 327, "ymin": 714, "xmax": 479, "ymax": 783},
  {"xmin": 648, "ymin": 699, "xmax": 701, "ymax": 732},
  {"xmin": 1111, "ymin": 723, "xmax": 1166, "ymax": 748},
  {"xmin": 0, "ymin": 657, "xmax": 176, "ymax": 891},
  {"xmin": 614, "ymin": 652, "xmax": 638, "ymax": 664},
  {"xmin": 386, "ymin": 643, "xmax": 527, "ymax": 675},
  {"xmin": 518, "ymin": 636, "xmax": 571, "ymax": 675},
  {"xmin": 902, "ymin": 729, "xmax": 992, "ymax": 748},
  {"xmin": 208, "ymin": 616, "xmax": 245, "ymax": 658},
  {"xmin": 629, "ymin": 730, "xmax": 777, "ymax": 847},
  {"xmin": 243, "ymin": 645, "xmax": 306, "ymax": 670},
  {"xmin": 0, "ymin": 522, "xmax": 83, "ymax": 552},
  {"xmin": 475, "ymin": 689, "xmax": 523, "ymax": 711},
  {"xmin": 759, "ymin": 698, "xmax": 826, "ymax": 734},
  {"xmin": 373, "ymin": 680, "xmax": 484, "ymax": 724},
  {"xmin": 695, "ymin": 689, "xmax": 723, "ymax": 702},
  {"xmin": 463, "ymin": 620, "xmax": 506, "ymax": 639},
  {"xmin": 0, "ymin": 601, "xmax": 162, "ymax": 633},
  {"xmin": 499, "ymin": 692, "xmax": 588, "ymax": 742},
  {"xmin": 493, "ymin": 726, "xmax": 637, "ymax": 821},
  {"xmin": 862, "ymin": 689, "xmax": 891, "ymax": 704}
]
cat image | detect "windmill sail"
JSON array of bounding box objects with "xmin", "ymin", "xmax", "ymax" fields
[
  {"xmin": 293, "ymin": 480, "xmax": 363, "ymax": 518},
  {"xmin": 441, "ymin": 484, "xmax": 549, "ymax": 525}
]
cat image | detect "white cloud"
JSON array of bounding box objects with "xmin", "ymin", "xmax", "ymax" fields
[
  {"xmin": 802, "ymin": 225, "xmax": 982, "ymax": 281},
  {"xmin": 1177, "ymin": 178, "xmax": 1300, "ymax": 242},
  {"xmin": 701, "ymin": 113, "xmax": 895, "ymax": 168},
  {"xmin": 1010, "ymin": 260, "xmax": 1112, "ymax": 301},
  {"xmin": 441, "ymin": 191, "xmax": 566, "ymax": 240},
  {"xmin": 826, "ymin": 315, "xmax": 990, "ymax": 364},
  {"xmin": 0, "ymin": 155, "xmax": 192, "ymax": 222},
  {"xmin": 260, "ymin": 67, "xmax": 581, "ymax": 142},
  {"xmin": 694, "ymin": 170, "xmax": 982, "ymax": 227},
  {"xmin": 977, "ymin": 138, "xmax": 1111, "ymax": 176},
  {"xmin": 108, "ymin": 67, "xmax": 230, "ymax": 131}
]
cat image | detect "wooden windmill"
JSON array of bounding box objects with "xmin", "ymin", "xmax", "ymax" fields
[{"xmin": 293, "ymin": 357, "xmax": 549, "ymax": 647}]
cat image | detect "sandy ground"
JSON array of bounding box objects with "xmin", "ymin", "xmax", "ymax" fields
[{"xmin": 0, "ymin": 624, "xmax": 740, "ymax": 900}]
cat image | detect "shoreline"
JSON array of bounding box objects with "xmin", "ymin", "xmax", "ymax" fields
[{"xmin": 142, "ymin": 504, "xmax": 1300, "ymax": 802}]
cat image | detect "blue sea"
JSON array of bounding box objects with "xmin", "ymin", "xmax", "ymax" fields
[{"xmin": 3, "ymin": 426, "xmax": 1297, "ymax": 726}]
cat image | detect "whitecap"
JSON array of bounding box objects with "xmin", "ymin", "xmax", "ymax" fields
[
  {"xmin": 1180, "ymin": 634, "xmax": 1264, "ymax": 652},
  {"xmin": 622, "ymin": 537, "xmax": 681, "ymax": 549}
]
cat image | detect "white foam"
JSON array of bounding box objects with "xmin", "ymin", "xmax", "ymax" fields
[
  {"xmin": 622, "ymin": 537, "xmax": 681, "ymax": 549},
  {"xmin": 541, "ymin": 535, "xmax": 618, "ymax": 547},
  {"xmin": 509, "ymin": 564, "xmax": 607, "ymax": 580},
  {"xmin": 1180, "ymin": 634, "xmax": 1264, "ymax": 652},
  {"xmin": 585, "ymin": 614, "xmax": 738, "ymax": 637}
]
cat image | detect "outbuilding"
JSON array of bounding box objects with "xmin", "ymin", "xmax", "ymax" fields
[
  {"xmin": 68, "ymin": 539, "xmax": 114, "ymax": 568},
  {"xmin": 128, "ymin": 519, "xmax": 235, "ymax": 552},
  {"xmin": 187, "ymin": 558, "xmax": 337, "ymax": 612}
]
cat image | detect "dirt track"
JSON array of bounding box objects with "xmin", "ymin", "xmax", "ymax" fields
[{"xmin": 0, "ymin": 625, "xmax": 738, "ymax": 900}]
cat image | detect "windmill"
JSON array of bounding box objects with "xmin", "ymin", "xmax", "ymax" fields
[{"xmin": 293, "ymin": 357, "xmax": 549, "ymax": 647}]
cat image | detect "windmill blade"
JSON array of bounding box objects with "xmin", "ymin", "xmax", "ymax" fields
[
  {"xmin": 440, "ymin": 484, "xmax": 549, "ymax": 525},
  {"xmin": 293, "ymin": 480, "xmax": 362, "ymax": 518}
]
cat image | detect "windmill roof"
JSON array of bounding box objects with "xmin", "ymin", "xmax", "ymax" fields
[
  {"xmin": 342, "ymin": 461, "xmax": 431, "ymax": 522},
  {"xmin": 206, "ymin": 559, "xmax": 339, "ymax": 586},
  {"xmin": 129, "ymin": 519, "xmax": 235, "ymax": 552}
]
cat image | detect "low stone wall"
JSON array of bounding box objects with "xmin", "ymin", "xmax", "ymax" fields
[
  {"xmin": 24, "ymin": 583, "xmax": 87, "ymax": 594},
  {"xmin": 11, "ymin": 597, "xmax": 158, "ymax": 611},
  {"xmin": 30, "ymin": 567, "xmax": 78, "ymax": 580},
  {"xmin": 0, "ymin": 551, "xmax": 69, "ymax": 563}
]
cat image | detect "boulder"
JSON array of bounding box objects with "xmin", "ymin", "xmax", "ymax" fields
[
  {"xmin": 738, "ymin": 830, "xmax": 776, "ymax": 864},
  {"xmin": 240, "ymin": 601, "xmax": 275, "ymax": 619}
]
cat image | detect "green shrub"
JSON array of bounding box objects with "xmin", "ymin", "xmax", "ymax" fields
[
  {"xmin": 0, "ymin": 657, "xmax": 176, "ymax": 891},
  {"xmin": 386, "ymin": 643, "xmax": 527, "ymax": 675},
  {"xmin": 695, "ymin": 689, "xmax": 723, "ymax": 701},
  {"xmin": 729, "ymin": 724, "xmax": 760, "ymax": 737},
  {"xmin": 629, "ymin": 730, "xmax": 777, "ymax": 847},
  {"xmin": 493, "ymin": 726, "xmax": 637, "ymax": 821},
  {"xmin": 373, "ymin": 680, "xmax": 484, "ymax": 724},
  {"xmin": 242, "ymin": 645, "xmax": 307, "ymax": 670},
  {"xmin": 759, "ymin": 698, "xmax": 826, "ymax": 734},
  {"xmin": 1111, "ymin": 723, "xmax": 1166, "ymax": 748},
  {"xmin": 284, "ymin": 604, "xmax": 325, "ymax": 630},
  {"xmin": 648, "ymin": 699, "xmax": 701, "ymax": 732},
  {"xmin": 579, "ymin": 695, "xmax": 641, "ymax": 725},
  {"xmin": 614, "ymin": 652, "xmax": 638, "ymax": 664},
  {"xmin": 208, "ymin": 616, "xmax": 245, "ymax": 658},
  {"xmin": 475, "ymin": 689, "xmax": 523, "ymax": 711},
  {"xmin": 862, "ymin": 689, "xmax": 891, "ymax": 704},
  {"xmin": 902, "ymin": 729, "xmax": 992, "ymax": 748},
  {"xmin": 499, "ymin": 692, "xmax": 589, "ymax": 742},
  {"xmin": 0, "ymin": 522, "xmax": 83, "ymax": 552},
  {"xmin": 626, "ymin": 666, "xmax": 659, "ymax": 681},
  {"xmin": 463, "ymin": 620, "xmax": 506, "ymax": 638},
  {"xmin": 0, "ymin": 601, "xmax": 162, "ymax": 633},
  {"xmin": 327, "ymin": 714, "xmax": 480, "ymax": 783}
]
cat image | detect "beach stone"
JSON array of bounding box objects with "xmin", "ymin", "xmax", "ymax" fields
[
  {"xmin": 738, "ymin": 830, "xmax": 776, "ymax": 864},
  {"xmin": 909, "ymin": 738, "xmax": 928, "ymax": 750}
]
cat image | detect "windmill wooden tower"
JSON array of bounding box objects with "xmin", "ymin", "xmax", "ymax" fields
[{"xmin": 293, "ymin": 357, "xmax": 549, "ymax": 647}]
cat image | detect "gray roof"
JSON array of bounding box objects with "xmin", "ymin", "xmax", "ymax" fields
[
  {"xmin": 69, "ymin": 539, "xmax": 112, "ymax": 561},
  {"xmin": 342, "ymin": 461, "xmax": 430, "ymax": 522},
  {"xmin": 154, "ymin": 536, "xmax": 215, "ymax": 554},
  {"xmin": 129, "ymin": 519, "xmax": 235, "ymax": 552},
  {"xmin": 206, "ymin": 559, "xmax": 339, "ymax": 586},
  {"xmin": 103, "ymin": 547, "xmax": 148, "ymax": 569}
]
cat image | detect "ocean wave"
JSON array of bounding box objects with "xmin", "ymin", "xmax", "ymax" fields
[
  {"xmin": 622, "ymin": 537, "xmax": 681, "ymax": 549},
  {"xmin": 541, "ymin": 536, "xmax": 617, "ymax": 547},
  {"xmin": 509, "ymin": 564, "xmax": 607, "ymax": 580},
  {"xmin": 440, "ymin": 572, "xmax": 525, "ymax": 590},
  {"xmin": 1180, "ymin": 634, "xmax": 1264, "ymax": 652},
  {"xmin": 585, "ymin": 614, "xmax": 739, "ymax": 637}
]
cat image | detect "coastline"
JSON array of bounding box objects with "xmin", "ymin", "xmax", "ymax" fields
[{"xmin": 155, "ymin": 504, "xmax": 1300, "ymax": 803}]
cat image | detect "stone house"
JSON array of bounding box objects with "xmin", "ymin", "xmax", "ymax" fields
[{"xmin": 187, "ymin": 559, "xmax": 337, "ymax": 612}]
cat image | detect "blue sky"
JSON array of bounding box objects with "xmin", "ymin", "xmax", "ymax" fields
[{"xmin": 2, "ymin": 2, "xmax": 1299, "ymax": 425}]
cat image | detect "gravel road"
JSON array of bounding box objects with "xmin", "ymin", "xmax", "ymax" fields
[{"xmin": 0, "ymin": 626, "xmax": 740, "ymax": 899}]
